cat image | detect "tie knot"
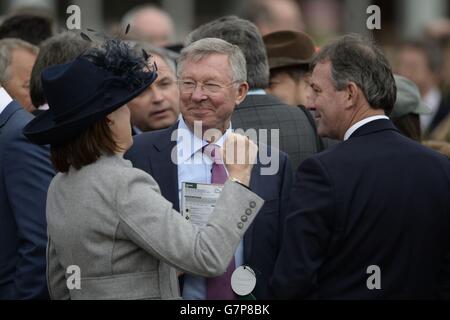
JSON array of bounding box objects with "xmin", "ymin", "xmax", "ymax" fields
[{"xmin": 203, "ymin": 143, "xmax": 222, "ymax": 164}]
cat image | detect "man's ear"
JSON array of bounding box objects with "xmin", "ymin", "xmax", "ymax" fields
[
  {"xmin": 235, "ymin": 81, "xmax": 249, "ymax": 105},
  {"xmin": 346, "ymin": 82, "xmax": 360, "ymax": 108}
]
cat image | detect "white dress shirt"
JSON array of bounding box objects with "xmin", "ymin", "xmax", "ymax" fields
[
  {"xmin": 0, "ymin": 87, "xmax": 13, "ymax": 115},
  {"xmin": 176, "ymin": 117, "xmax": 244, "ymax": 299},
  {"xmin": 343, "ymin": 115, "xmax": 389, "ymax": 141}
]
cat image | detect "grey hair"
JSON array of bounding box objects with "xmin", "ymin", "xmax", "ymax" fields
[
  {"xmin": 0, "ymin": 38, "xmax": 38, "ymax": 85},
  {"xmin": 177, "ymin": 37, "xmax": 247, "ymax": 83},
  {"xmin": 130, "ymin": 41, "xmax": 177, "ymax": 74},
  {"xmin": 311, "ymin": 34, "xmax": 397, "ymax": 114},
  {"xmin": 185, "ymin": 16, "xmax": 268, "ymax": 89}
]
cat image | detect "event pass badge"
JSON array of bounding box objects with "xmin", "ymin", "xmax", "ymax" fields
[{"xmin": 181, "ymin": 182, "xmax": 223, "ymax": 226}]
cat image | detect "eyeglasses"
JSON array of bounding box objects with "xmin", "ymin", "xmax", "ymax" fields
[{"xmin": 177, "ymin": 80, "xmax": 238, "ymax": 94}]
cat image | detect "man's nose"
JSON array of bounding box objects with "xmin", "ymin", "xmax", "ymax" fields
[
  {"xmin": 150, "ymin": 88, "xmax": 164, "ymax": 103},
  {"xmin": 304, "ymin": 94, "xmax": 316, "ymax": 110},
  {"xmin": 191, "ymin": 85, "xmax": 207, "ymax": 102}
]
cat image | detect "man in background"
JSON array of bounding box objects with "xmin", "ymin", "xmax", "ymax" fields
[
  {"xmin": 121, "ymin": 5, "xmax": 175, "ymax": 47},
  {"xmin": 0, "ymin": 78, "xmax": 54, "ymax": 300},
  {"xmin": 263, "ymin": 30, "xmax": 337, "ymax": 150},
  {"xmin": 128, "ymin": 43, "xmax": 180, "ymax": 133},
  {"xmin": 0, "ymin": 14, "xmax": 53, "ymax": 46},
  {"xmin": 263, "ymin": 30, "xmax": 315, "ymax": 108},
  {"xmin": 397, "ymin": 40, "xmax": 450, "ymax": 135},
  {"xmin": 0, "ymin": 38, "xmax": 38, "ymax": 112},
  {"xmin": 30, "ymin": 31, "xmax": 91, "ymax": 115}
]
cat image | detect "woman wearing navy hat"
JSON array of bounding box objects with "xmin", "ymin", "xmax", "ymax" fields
[{"xmin": 23, "ymin": 39, "xmax": 263, "ymax": 300}]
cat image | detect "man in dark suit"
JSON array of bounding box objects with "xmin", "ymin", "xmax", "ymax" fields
[
  {"xmin": 126, "ymin": 38, "xmax": 292, "ymax": 299},
  {"xmin": 185, "ymin": 16, "xmax": 320, "ymax": 169},
  {"xmin": 271, "ymin": 34, "xmax": 450, "ymax": 299},
  {"xmin": 0, "ymin": 87, "xmax": 54, "ymax": 299}
]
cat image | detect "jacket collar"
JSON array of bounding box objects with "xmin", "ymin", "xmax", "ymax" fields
[
  {"xmin": 349, "ymin": 118, "xmax": 399, "ymax": 139},
  {"xmin": 0, "ymin": 101, "xmax": 21, "ymax": 128},
  {"xmin": 153, "ymin": 122, "xmax": 179, "ymax": 152}
]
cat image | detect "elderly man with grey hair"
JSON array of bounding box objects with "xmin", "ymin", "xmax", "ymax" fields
[
  {"xmin": 186, "ymin": 15, "xmax": 321, "ymax": 169},
  {"xmin": 126, "ymin": 37, "xmax": 293, "ymax": 300},
  {"xmin": 0, "ymin": 38, "xmax": 38, "ymax": 112},
  {"xmin": 271, "ymin": 34, "xmax": 450, "ymax": 299}
]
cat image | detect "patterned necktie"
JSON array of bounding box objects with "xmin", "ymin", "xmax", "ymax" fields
[{"xmin": 204, "ymin": 144, "xmax": 236, "ymax": 300}]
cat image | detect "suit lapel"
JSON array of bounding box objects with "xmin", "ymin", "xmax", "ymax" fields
[
  {"xmin": 150, "ymin": 123, "xmax": 180, "ymax": 211},
  {"xmin": 0, "ymin": 101, "xmax": 21, "ymax": 129}
]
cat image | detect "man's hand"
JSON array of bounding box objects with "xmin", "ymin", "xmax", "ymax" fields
[{"xmin": 222, "ymin": 133, "xmax": 258, "ymax": 187}]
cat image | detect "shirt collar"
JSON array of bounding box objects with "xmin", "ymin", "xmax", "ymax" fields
[
  {"xmin": 343, "ymin": 115, "xmax": 389, "ymax": 141},
  {"xmin": 247, "ymin": 89, "xmax": 266, "ymax": 96},
  {"xmin": 176, "ymin": 117, "xmax": 232, "ymax": 164},
  {"xmin": 133, "ymin": 126, "xmax": 143, "ymax": 135},
  {"xmin": 0, "ymin": 87, "xmax": 13, "ymax": 115}
]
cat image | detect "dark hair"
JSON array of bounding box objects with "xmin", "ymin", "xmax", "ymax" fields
[
  {"xmin": 186, "ymin": 15, "xmax": 269, "ymax": 89},
  {"xmin": 30, "ymin": 32, "xmax": 90, "ymax": 108},
  {"xmin": 311, "ymin": 34, "xmax": 397, "ymax": 114},
  {"xmin": 270, "ymin": 65, "xmax": 310, "ymax": 82},
  {"xmin": 392, "ymin": 114, "xmax": 422, "ymax": 142},
  {"xmin": 0, "ymin": 14, "xmax": 53, "ymax": 46},
  {"xmin": 50, "ymin": 119, "xmax": 117, "ymax": 172}
]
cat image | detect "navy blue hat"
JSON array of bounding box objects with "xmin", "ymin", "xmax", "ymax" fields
[{"xmin": 23, "ymin": 39, "xmax": 157, "ymax": 145}]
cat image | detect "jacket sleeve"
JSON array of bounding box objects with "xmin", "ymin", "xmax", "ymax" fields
[
  {"xmin": 46, "ymin": 237, "xmax": 70, "ymax": 300},
  {"xmin": 3, "ymin": 131, "xmax": 54, "ymax": 299},
  {"xmin": 270, "ymin": 156, "xmax": 335, "ymax": 299},
  {"xmin": 116, "ymin": 169, "xmax": 264, "ymax": 277}
]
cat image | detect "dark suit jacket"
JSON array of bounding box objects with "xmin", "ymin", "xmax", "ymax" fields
[
  {"xmin": 0, "ymin": 101, "xmax": 54, "ymax": 299},
  {"xmin": 271, "ymin": 119, "xmax": 450, "ymax": 299},
  {"xmin": 125, "ymin": 122, "xmax": 293, "ymax": 299},
  {"xmin": 232, "ymin": 94, "xmax": 320, "ymax": 169}
]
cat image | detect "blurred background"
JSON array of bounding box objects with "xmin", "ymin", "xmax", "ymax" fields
[
  {"xmin": 2, "ymin": 0, "xmax": 450, "ymax": 144},
  {"xmin": 1, "ymin": 0, "xmax": 449, "ymax": 44}
]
